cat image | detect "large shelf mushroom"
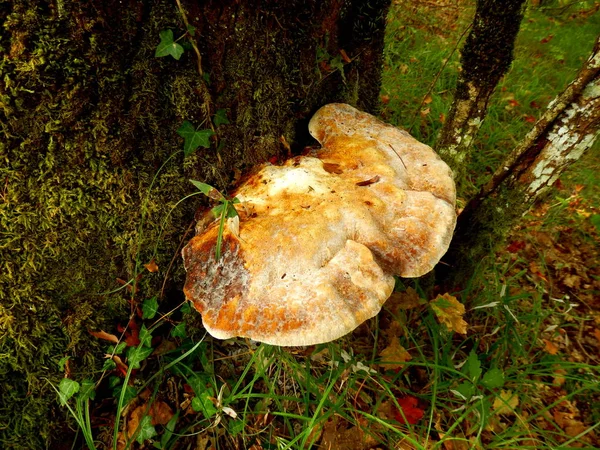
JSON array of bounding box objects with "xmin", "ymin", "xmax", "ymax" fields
[{"xmin": 182, "ymin": 103, "xmax": 456, "ymax": 346}]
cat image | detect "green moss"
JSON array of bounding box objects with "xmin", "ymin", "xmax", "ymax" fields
[{"xmin": 0, "ymin": 1, "xmax": 390, "ymax": 447}]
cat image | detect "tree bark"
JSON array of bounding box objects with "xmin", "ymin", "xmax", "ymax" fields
[
  {"xmin": 0, "ymin": 1, "xmax": 390, "ymax": 447},
  {"xmin": 435, "ymin": 0, "xmax": 526, "ymax": 178},
  {"xmin": 438, "ymin": 35, "xmax": 600, "ymax": 290}
]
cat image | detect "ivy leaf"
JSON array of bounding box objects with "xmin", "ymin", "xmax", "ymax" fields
[
  {"xmin": 214, "ymin": 109, "xmax": 230, "ymax": 127},
  {"xmin": 186, "ymin": 25, "xmax": 196, "ymax": 36},
  {"xmin": 155, "ymin": 30, "xmax": 184, "ymax": 60},
  {"xmin": 191, "ymin": 392, "xmax": 218, "ymax": 419},
  {"xmin": 79, "ymin": 379, "xmax": 96, "ymax": 402},
  {"xmin": 142, "ymin": 296, "xmax": 159, "ymax": 320},
  {"xmin": 58, "ymin": 378, "xmax": 80, "ymax": 406},
  {"xmin": 181, "ymin": 302, "xmax": 191, "ymax": 314},
  {"xmin": 107, "ymin": 341, "xmax": 127, "ymax": 355},
  {"xmin": 430, "ymin": 293, "xmax": 468, "ymax": 334},
  {"xmin": 136, "ymin": 415, "xmax": 157, "ymax": 444},
  {"xmin": 177, "ymin": 121, "xmax": 213, "ymax": 157},
  {"xmin": 482, "ymin": 368, "xmax": 505, "ymax": 389},
  {"xmin": 58, "ymin": 356, "xmax": 70, "ymax": 372},
  {"xmin": 139, "ymin": 324, "xmax": 152, "ymax": 348},
  {"xmin": 171, "ymin": 323, "xmax": 187, "ymax": 339},
  {"xmin": 228, "ymin": 419, "xmax": 244, "ymax": 436},
  {"xmin": 127, "ymin": 345, "xmax": 154, "ymax": 369},
  {"xmin": 102, "ymin": 358, "xmax": 117, "ymax": 371}
]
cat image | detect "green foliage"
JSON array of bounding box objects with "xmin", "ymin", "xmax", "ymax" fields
[
  {"xmin": 213, "ymin": 109, "xmax": 230, "ymax": 127},
  {"xmin": 177, "ymin": 121, "xmax": 214, "ymax": 157},
  {"xmin": 58, "ymin": 378, "xmax": 80, "ymax": 406},
  {"xmin": 142, "ymin": 297, "xmax": 159, "ymax": 320},
  {"xmin": 155, "ymin": 29, "xmax": 185, "ymax": 60},
  {"xmin": 189, "ymin": 180, "xmax": 240, "ymax": 260},
  {"xmin": 136, "ymin": 415, "xmax": 157, "ymax": 444}
]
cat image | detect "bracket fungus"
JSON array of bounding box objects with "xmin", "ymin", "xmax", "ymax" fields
[{"xmin": 182, "ymin": 103, "xmax": 456, "ymax": 346}]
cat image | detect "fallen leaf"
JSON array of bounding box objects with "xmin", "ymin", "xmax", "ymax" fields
[
  {"xmin": 540, "ymin": 34, "xmax": 554, "ymax": 44},
  {"xmin": 430, "ymin": 294, "xmax": 468, "ymax": 334},
  {"xmin": 144, "ymin": 259, "xmax": 159, "ymax": 273},
  {"xmin": 394, "ymin": 395, "xmax": 425, "ymax": 425},
  {"xmin": 320, "ymin": 416, "xmax": 376, "ymax": 450},
  {"xmin": 381, "ymin": 94, "xmax": 390, "ymax": 105},
  {"xmin": 594, "ymin": 329, "xmax": 600, "ymax": 346},
  {"xmin": 127, "ymin": 401, "xmax": 174, "ymax": 441},
  {"xmin": 543, "ymin": 339, "xmax": 559, "ymax": 355},
  {"xmin": 387, "ymin": 287, "xmax": 425, "ymax": 312},
  {"xmin": 340, "ymin": 49, "xmax": 352, "ymax": 63},
  {"xmin": 378, "ymin": 336, "xmax": 411, "ymax": 371},
  {"xmin": 523, "ymin": 114, "xmax": 537, "ymax": 123},
  {"xmin": 506, "ymin": 240, "xmax": 526, "ymax": 253},
  {"xmin": 423, "ymin": 94, "xmax": 433, "ymax": 104},
  {"xmin": 89, "ymin": 330, "xmax": 119, "ymax": 344},
  {"xmin": 493, "ymin": 390, "xmax": 519, "ymax": 415},
  {"xmin": 439, "ymin": 112, "xmax": 446, "ymax": 123},
  {"xmin": 420, "ymin": 107, "xmax": 431, "ymax": 117}
]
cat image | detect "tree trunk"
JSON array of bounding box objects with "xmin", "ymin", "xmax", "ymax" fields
[
  {"xmin": 0, "ymin": 1, "xmax": 390, "ymax": 447},
  {"xmin": 435, "ymin": 0, "xmax": 526, "ymax": 178},
  {"xmin": 438, "ymin": 35, "xmax": 600, "ymax": 290}
]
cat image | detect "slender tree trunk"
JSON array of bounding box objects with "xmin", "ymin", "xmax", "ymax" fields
[
  {"xmin": 435, "ymin": 0, "xmax": 526, "ymax": 177},
  {"xmin": 438, "ymin": 35, "xmax": 600, "ymax": 290},
  {"xmin": 0, "ymin": 1, "xmax": 390, "ymax": 447}
]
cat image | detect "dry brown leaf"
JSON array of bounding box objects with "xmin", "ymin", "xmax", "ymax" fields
[
  {"xmin": 144, "ymin": 259, "xmax": 159, "ymax": 273},
  {"xmin": 320, "ymin": 416, "xmax": 377, "ymax": 450},
  {"xmin": 493, "ymin": 390, "xmax": 519, "ymax": 415},
  {"xmin": 430, "ymin": 294, "xmax": 468, "ymax": 334},
  {"xmin": 89, "ymin": 329, "xmax": 119, "ymax": 344},
  {"xmin": 543, "ymin": 339, "xmax": 560, "ymax": 355},
  {"xmin": 423, "ymin": 94, "xmax": 433, "ymax": 104},
  {"xmin": 127, "ymin": 401, "xmax": 174, "ymax": 440},
  {"xmin": 378, "ymin": 336, "xmax": 411, "ymax": 370},
  {"xmin": 387, "ymin": 287, "xmax": 425, "ymax": 313},
  {"xmin": 420, "ymin": 107, "xmax": 431, "ymax": 117}
]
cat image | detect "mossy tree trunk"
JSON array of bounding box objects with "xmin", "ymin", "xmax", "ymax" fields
[
  {"xmin": 438, "ymin": 35, "xmax": 600, "ymax": 290},
  {"xmin": 435, "ymin": 0, "xmax": 526, "ymax": 182},
  {"xmin": 0, "ymin": 0, "xmax": 390, "ymax": 447}
]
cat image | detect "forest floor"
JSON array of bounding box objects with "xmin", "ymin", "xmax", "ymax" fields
[{"xmin": 57, "ymin": 1, "xmax": 600, "ymax": 449}]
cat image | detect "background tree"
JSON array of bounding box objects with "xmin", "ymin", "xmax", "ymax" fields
[
  {"xmin": 438, "ymin": 34, "xmax": 600, "ymax": 289},
  {"xmin": 0, "ymin": 0, "xmax": 390, "ymax": 447},
  {"xmin": 435, "ymin": 0, "xmax": 526, "ymax": 181}
]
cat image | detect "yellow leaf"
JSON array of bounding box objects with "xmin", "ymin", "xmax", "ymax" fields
[
  {"xmin": 144, "ymin": 259, "xmax": 159, "ymax": 273},
  {"xmin": 430, "ymin": 294, "xmax": 468, "ymax": 334},
  {"xmin": 378, "ymin": 336, "xmax": 411, "ymax": 370},
  {"xmin": 493, "ymin": 390, "xmax": 519, "ymax": 415}
]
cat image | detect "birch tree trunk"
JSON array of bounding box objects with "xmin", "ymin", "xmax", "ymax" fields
[
  {"xmin": 438, "ymin": 35, "xmax": 600, "ymax": 289},
  {"xmin": 435, "ymin": 0, "xmax": 526, "ymax": 177}
]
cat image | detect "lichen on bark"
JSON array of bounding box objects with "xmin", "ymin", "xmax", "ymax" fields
[{"xmin": 435, "ymin": 0, "xmax": 526, "ymax": 181}]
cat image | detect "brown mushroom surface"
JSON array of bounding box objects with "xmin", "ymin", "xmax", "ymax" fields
[{"xmin": 182, "ymin": 103, "xmax": 456, "ymax": 346}]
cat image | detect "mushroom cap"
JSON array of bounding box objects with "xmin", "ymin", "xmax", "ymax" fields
[{"xmin": 182, "ymin": 103, "xmax": 456, "ymax": 346}]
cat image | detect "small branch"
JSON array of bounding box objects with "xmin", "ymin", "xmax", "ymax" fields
[{"xmin": 175, "ymin": 0, "xmax": 203, "ymax": 77}]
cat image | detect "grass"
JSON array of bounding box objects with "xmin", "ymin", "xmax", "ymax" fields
[{"xmin": 57, "ymin": 1, "xmax": 600, "ymax": 448}]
